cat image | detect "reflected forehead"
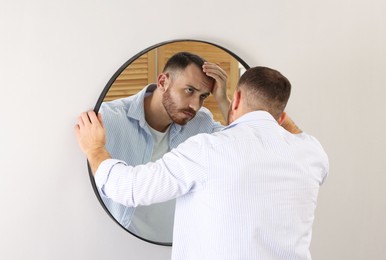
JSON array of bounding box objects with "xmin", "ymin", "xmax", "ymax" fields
[
  {"xmin": 180, "ymin": 64, "xmax": 213, "ymax": 93},
  {"xmin": 186, "ymin": 84, "xmax": 210, "ymax": 95}
]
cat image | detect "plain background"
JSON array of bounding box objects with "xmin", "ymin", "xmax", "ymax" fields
[{"xmin": 1, "ymin": 0, "xmax": 385, "ymax": 259}]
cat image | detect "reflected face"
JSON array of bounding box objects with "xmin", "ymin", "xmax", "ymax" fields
[{"xmin": 162, "ymin": 64, "xmax": 212, "ymax": 125}]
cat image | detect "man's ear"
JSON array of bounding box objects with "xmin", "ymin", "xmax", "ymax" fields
[
  {"xmin": 232, "ymin": 90, "xmax": 241, "ymax": 110},
  {"xmin": 278, "ymin": 111, "xmax": 287, "ymax": 125},
  {"xmin": 157, "ymin": 73, "xmax": 169, "ymax": 92}
]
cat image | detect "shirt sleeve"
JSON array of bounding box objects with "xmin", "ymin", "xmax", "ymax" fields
[
  {"xmin": 295, "ymin": 132, "xmax": 330, "ymax": 184},
  {"xmin": 199, "ymin": 106, "xmax": 224, "ymax": 133},
  {"xmin": 94, "ymin": 135, "xmax": 209, "ymax": 207},
  {"xmin": 212, "ymin": 120, "xmax": 225, "ymax": 133}
]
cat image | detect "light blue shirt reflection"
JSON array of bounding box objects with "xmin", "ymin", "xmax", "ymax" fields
[{"xmin": 99, "ymin": 84, "xmax": 223, "ymax": 242}]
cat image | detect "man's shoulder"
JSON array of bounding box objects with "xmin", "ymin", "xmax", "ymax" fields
[
  {"xmin": 100, "ymin": 96, "xmax": 137, "ymax": 115},
  {"xmin": 176, "ymin": 107, "xmax": 224, "ymax": 137},
  {"xmin": 194, "ymin": 106, "xmax": 216, "ymax": 121},
  {"xmin": 186, "ymin": 107, "xmax": 220, "ymax": 129}
]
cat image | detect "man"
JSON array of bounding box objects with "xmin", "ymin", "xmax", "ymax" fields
[
  {"xmin": 97, "ymin": 52, "xmax": 229, "ymax": 242},
  {"xmin": 75, "ymin": 66, "xmax": 329, "ymax": 259}
]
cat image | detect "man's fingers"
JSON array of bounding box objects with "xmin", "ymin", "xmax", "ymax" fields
[
  {"xmin": 205, "ymin": 72, "xmax": 220, "ymax": 81},
  {"xmin": 77, "ymin": 110, "xmax": 101, "ymax": 130},
  {"xmin": 87, "ymin": 110, "xmax": 100, "ymax": 125},
  {"xmin": 97, "ymin": 113, "xmax": 104, "ymax": 128},
  {"xmin": 205, "ymin": 69, "xmax": 227, "ymax": 82},
  {"xmin": 79, "ymin": 110, "xmax": 101, "ymax": 126},
  {"xmin": 80, "ymin": 111, "xmax": 91, "ymax": 126},
  {"xmin": 77, "ymin": 115, "xmax": 85, "ymax": 129},
  {"xmin": 203, "ymin": 62, "xmax": 228, "ymax": 79},
  {"xmin": 74, "ymin": 124, "xmax": 80, "ymax": 136}
]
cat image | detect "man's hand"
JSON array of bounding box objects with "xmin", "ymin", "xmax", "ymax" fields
[
  {"xmin": 74, "ymin": 110, "xmax": 111, "ymax": 175},
  {"xmin": 202, "ymin": 62, "xmax": 230, "ymax": 121},
  {"xmin": 280, "ymin": 112, "xmax": 303, "ymax": 134}
]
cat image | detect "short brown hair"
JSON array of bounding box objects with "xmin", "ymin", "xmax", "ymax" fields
[
  {"xmin": 237, "ymin": 66, "xmax": 291, "ymax": 119},
  {"xmin": 163, "ymin": 52, "xmax": 206, "ymax": 73}
]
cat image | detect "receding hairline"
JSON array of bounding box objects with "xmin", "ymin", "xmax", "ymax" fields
[
  {"xmin": 165, "ymin": 62, "xmax": 214, "ymax": 90},
  {"xmin": 162, "ymin": 52, "xmax": 207, "ymax": 73}
]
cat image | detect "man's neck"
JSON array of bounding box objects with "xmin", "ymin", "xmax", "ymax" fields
[{"xmin": 144, "ymin": 92, "xmax": 172, "ymax": 132}]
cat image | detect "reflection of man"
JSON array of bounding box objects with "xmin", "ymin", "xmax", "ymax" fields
[
  {"xmin": 98, "ymin": 52, "xmax": 229, "ymax": 242},
  {"xmin": 76, "ymin": 66, "xmax": 329, "ymax": 259}
]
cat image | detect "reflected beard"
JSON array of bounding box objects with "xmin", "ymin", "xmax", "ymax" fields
[{"xmin": 162, "ymin": 89, "xmax": 196, "ymax": 125}]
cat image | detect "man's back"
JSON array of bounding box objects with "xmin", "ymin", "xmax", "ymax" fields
[{"xmin": 169, "ymin": 111, "xmax": 328, "ymax": 259}]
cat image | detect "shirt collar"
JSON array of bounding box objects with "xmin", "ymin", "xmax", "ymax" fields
[
  {"xmin": 224, "ymin": 110, "xmax": 277, "ymax": 130},
  {"xmin": 126, "ymin": 84, "xmax": 156, "ymax": 125},
  {"xmin": 125, "ymin": 84, "xmax": 182, "ymax": 132}
]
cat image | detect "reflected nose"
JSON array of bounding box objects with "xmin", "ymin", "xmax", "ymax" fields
[{"xmin": 189, "ymin": 97, "xmax": 201, "ymax": 112}]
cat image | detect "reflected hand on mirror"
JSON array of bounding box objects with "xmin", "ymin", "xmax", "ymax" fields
[
  {"xmin": 202, "ymin": 62, "xmax": 230, "ymax": 121},
  {"xmin": 74, "ymin": 110, "xmax": 111, "ymax": 175}
]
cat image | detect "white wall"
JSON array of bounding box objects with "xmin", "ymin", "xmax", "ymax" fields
[{"xmin": 1, "ymin": 0, "xmax": 385, "ymax": 259}]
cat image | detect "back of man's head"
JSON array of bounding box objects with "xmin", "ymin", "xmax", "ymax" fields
[{"xmin": 237, "ymin": 66, "xmax": 291, "ymax": 119}]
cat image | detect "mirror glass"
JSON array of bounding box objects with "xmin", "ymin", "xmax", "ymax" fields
[{"xmin": 90, "ymin": 39, "xmax": 250, "ymax": 246}]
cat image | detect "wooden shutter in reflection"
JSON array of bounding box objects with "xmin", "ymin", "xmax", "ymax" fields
[
  {"xmin": 103, "ymin": 50, "xmax": 156, "ymax": 102},
  {"xmin": 157, "ymin": 42, "xmax": 240, "ymax": 125}
]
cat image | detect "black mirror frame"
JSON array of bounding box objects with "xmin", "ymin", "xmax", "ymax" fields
[{"xmin": 88, "ymin": 39, "xmax": 250, "ymax": 246}]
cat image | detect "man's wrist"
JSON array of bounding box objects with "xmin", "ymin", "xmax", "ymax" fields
[
  {"xmin": 86, "ymin": 147, "xmax": 111, "ymax": 176},
  {"xmin": 86, "ymin": 146, "xmax": 107, "ymax": 159}
]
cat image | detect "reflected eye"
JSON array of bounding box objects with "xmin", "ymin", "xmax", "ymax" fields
[
  {"xmin": 185, "ymin": 88, "xmax": 194, "ymax": 94},
  {"xmin": 185, "ymin": 87, "xmax": 209, "ymax": 100},
  {"xmin": 200, "ymin": 94, "xmax": 210, "ymax": 100}
]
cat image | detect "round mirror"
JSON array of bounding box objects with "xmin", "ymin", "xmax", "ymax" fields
[{"xmin": 89, "ymin": 39, "xmax": 250, "ymax": 246}]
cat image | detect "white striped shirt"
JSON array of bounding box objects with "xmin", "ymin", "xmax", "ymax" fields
[
  {"xmin": 95, "ymin": 110, "xmax": 329, "ymax": 259},
  {"xmin": 98, "ymin": 84, "xmax": 223, "ymax": 243}
]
